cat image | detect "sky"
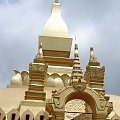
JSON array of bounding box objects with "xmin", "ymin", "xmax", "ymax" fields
[{"xmin": 0, "ymin": 0, "xmax": 120, "ymax": 95}]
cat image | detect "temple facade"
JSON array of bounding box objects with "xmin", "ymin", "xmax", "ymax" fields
[{"xmin": 0, "ymin": 0, "xmax": 120, "ymax": 120}]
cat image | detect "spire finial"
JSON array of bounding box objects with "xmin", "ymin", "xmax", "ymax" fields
[
  {"xmin": 89, "ymin": 47, "xmax": 100, "ymax": 66},
  {"xmin": 69, "ymin": 37, "xmax": 84, "ymax": 86},
  {"xmin": 55, "ymin": 0, "xmax": 59, "ymax": 3},
  {"xmin": 74, "ymin": 36, "xmax": 79, "ymax": 57}
]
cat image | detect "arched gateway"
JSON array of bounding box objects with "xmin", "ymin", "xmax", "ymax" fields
[{"xmin": 49, "ymin": 85, "xmax": 112, "ymax": 120}]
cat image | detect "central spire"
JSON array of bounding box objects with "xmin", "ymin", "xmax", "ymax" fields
[
  {"xmin": 39, "ymin": 0, "xmax": 72, "ymax": 59},
  {"xmin": 42, "ymin": 0, "xmax": 70, "ymax": 38}
]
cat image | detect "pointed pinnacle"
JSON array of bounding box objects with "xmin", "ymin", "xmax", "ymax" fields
[
  {"xmin": 74, "ymin": 37, "xmax": 79, "ymax": 57},
  {"xmin": 55, "ymin": 0, "xmax": 59, "ymax": 3},
  {"xmin": 69, "ymin": 38, "xmax": 83, "ymax": 85},
  {"xmin": 90, "ymin": 47, "xmax": 96, "ymax": 61}
]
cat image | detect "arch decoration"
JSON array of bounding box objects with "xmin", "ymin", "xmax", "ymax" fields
[{"xmin": 48, "ymin": 85, "xmax": 113, "ymax": 120}]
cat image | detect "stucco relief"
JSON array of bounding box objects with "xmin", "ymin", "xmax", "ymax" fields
[
  {"xmin": 29, "ymin": 63, "xmax": 47, "ymax": 72},
  {"xmin": 52, "ymin": 86, "xmax": 107, "ymax": 111},
  {"xmin": 72, "ymin": 83, "xmax": 86, "ymax": 92}
]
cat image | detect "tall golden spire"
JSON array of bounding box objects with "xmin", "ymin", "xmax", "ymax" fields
[
  {"xmin": 42, "ymin": 0, "xmax": 70, "ymax": 38},
  {"xmin": 69, "ymin": 37, "xmax": 83, "ymax": 85},
  {"xmin": 40, "ymin": 0, "xmax": 72, "ymax": 60}
]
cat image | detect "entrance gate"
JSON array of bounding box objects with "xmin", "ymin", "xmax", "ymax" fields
[{"xmin": 49, "ymin": 86, "xmax": 113, "ymax": 120}]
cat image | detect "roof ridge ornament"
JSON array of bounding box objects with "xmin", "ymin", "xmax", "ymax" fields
[{"xmin": 55, "ymin": 0, "xmax": 59, "ymax": 3}]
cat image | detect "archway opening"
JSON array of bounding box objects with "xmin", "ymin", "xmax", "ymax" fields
[
  {"xmin": 65, "ymin": 99, "xmax": 92, "ymax": 120},
  {"xmin": 26, "ymin": 114, "xmax": 30, "ymax": 120},
  {"xmin": 65, "ymin": 91, "xmax": 97, "ymax": 120},
  {"xmin": 40, "ymin": 115, "xmax": 44, "ymax": 120}
]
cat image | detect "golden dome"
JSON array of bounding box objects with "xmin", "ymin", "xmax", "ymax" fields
[
  {"xmin": 10, "ymin": 70, "xmax": 22, "ymax": 86},
  {"xmin": 45, "ymin": 73, "xmax": 64, "ymax": 88},
  {"xmin": 42, "ymin": 2, "xmax": 70, "ymax": 38}
]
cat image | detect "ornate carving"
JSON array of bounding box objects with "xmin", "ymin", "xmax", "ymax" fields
[
  {"xmin": 99, "ymin": 99, "xmax": 106, "ymax": 109},
  {"xmin": 29, "ymin": 63, "xmax": 47, "ymax": 72},
  {"xmin": 86, "ymin": 66, "xmax": 105, "ymax": 80},
  {"xmin": 52, "ymin": 87, "xmax": 69, "ymax": 97},
  {"xmin": 84, "ymin": 48, "xmax": 106, "ymax": 98},
  {"xmin": 73, "ymin": 83, "xmax": 86, "ymax": 92}
]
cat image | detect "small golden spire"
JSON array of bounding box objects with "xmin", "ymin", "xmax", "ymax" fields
[
  {"xmin": 69, "ymin": 37, "xmax": 83, "ymax": 85},
  {"xmin": 34, "ymin": 42, "xmax": 45, "ymax": 63}
]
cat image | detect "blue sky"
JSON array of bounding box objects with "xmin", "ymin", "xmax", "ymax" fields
[{"xmin": 0, "ymin": 0, "xmax": 120, "ymax": 95}]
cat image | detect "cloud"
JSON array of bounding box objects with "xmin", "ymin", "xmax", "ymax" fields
[
  {"xmin": 0, "ymin": 0, "xmax": 44, "ymax": 86},
  {"xmin": 63, "ymin": 0, "xmax": 120, "ymax": 95}
]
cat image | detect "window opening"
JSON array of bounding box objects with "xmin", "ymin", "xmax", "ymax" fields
[
  {"xmin": 11, "ymin": 113, "xmax": 16, "ymax": 120},
  {"xmin": 40, "ymin": 115, "xmax": 44, "ymax": 120},
  {"xmin": 26, "ymin": 114, "xmax": 30, "ymax": 120}
]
